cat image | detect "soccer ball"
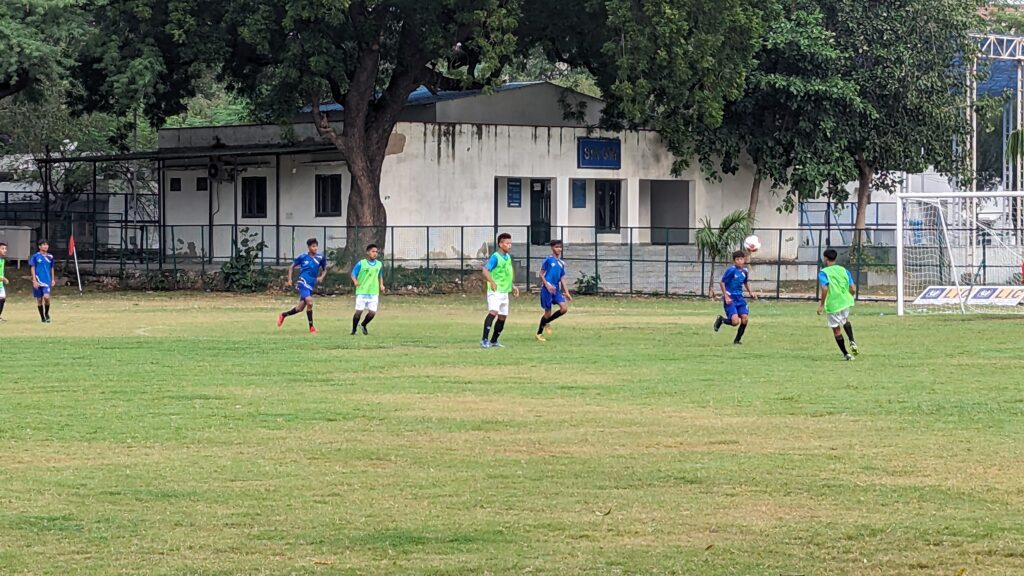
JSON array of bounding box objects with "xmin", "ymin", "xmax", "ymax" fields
[{"xmin": 743, "ymin": 235, "xmax": 761, "ymax": 253}]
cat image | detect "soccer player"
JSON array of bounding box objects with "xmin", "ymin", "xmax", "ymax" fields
[
  {"xmin": 0, "ymin": 242, "xmax": 8, "ymax": 322},
  {"xmin": 350, "ymin": 244, "xmax": 385, "ymax": 335},
  {"xmin": 713, "ymin": 250, "xmax": 757, "ymax": 344},
  {"xmin": 481, "ymin": 232, "xmax": 519, "ymax": 348},
  {"xmin": 29, "ymin": 239, "xmax": 55, "ymax": 323},
  {"xmin": 536, "ymin": 239, "xmax": 572, "ymax": 341},
  {"xmin": 277, "ymin": 238, "xmax": 327, "ymax": 334},
  {"xmin": 817, "ymin": 248, "xmax": 859, "ymax": 361}
]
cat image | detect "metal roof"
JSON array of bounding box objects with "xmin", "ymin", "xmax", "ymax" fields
[{"xmin": 33, "ymin": 142, "xmax": 338, "ymax": 165}]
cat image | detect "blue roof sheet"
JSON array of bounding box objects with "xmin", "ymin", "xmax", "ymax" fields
[{"xmin": 309, "ymin": 81, "xmax": 544, "ymax": 113}]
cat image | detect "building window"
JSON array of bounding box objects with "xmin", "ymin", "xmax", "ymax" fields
[
  {"xmin": 571, "ymin": 179, "xmax": 587, "ymax": 209},
  {"xmin": 241, "ymin": 176, "xmax": 267, "ymax": 219},
  {"xmin": 595, "ymin": 180, "xmax": 621, "ymax": 232},
  {"xmin": 196, "ymin": 177, "xmax": 208, "ymax": 192},
  {"xmin": 315, "ymin": 174, "xmax": 343, "ymax": 217},
  {"xmin": 169, "ymin": 177, "xmax": 182, "ymax": 192}
]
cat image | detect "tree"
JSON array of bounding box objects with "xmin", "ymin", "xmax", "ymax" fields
[
  {"xmin": 695, "ymin": 210, "xmax": 752, "ymax": 298},
  {"xmin": 697, "ymin": 1, "xmax": 862, "ymax": 222},
  {"xmin": 820, "ymin": 0, "xmax": 981, "ymax": 243},
  {"xmin": 0, "ymin": 0, "xmax": 84, "ymax": 100}
]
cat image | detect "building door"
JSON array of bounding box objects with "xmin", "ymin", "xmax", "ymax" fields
[
  {"xmin": 595, "ymin": 180, "xmax": 621, "ymax": 233},
  {"xmin": 530, "ymin": 179, "xmax": 551, "ymax": 245},
  {"xmin": 650, "ymin": 180, "xmax": 691, "ymax": 245}
]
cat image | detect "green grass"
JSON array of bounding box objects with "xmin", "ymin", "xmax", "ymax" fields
[{"xmin": 1, "ymin": 292, "xmax": 1023, "ymax": 575}]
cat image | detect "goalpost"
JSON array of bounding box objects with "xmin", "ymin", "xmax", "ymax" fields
[{"xmin": 897, "ymin": 191, "xmax": 1024, "ymax": 316}]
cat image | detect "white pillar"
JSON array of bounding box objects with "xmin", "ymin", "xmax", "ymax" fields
[
  {"xmin": 553, "ymin": 176, "xmax": 570, "ymax": 241},
  {"xmin": 624, "ymin": 177, "xmax": 641, "ymax": 243}
]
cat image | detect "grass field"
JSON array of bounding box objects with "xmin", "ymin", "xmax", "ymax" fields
[{"xmin": 1, "ymin": 292, "xmax": 1022, "ymax": 575}]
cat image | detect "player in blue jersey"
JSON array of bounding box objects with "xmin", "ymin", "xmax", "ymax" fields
[
  {"xmin": 278, "ymin": 238, "xmax": 327, "ymax": 333},
  {"xmin": 29, "ymin": 239, "xmax": 55, "ymax": 323},
  {"xmin": 713, "ymin": 250, "xmax": 758, "ymax": 344},
  {"xmin": 536, "ymin": 240, "xmax": 572, "ymax": 341}
]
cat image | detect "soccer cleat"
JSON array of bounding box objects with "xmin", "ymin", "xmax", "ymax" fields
[
  {"xmin": 277, "ymin": 313, "xmax": 285, "ymax": 328},
  {"xmin": 309, "ymin": 326, "xmax": 318, "ymax": 334},
  {"xmin": 535, "ymin": 334, "xmax": 547, "ymax": 342},
  {"xmin": 361, "ymin": 325, "xmax": 369, "ymax": 336},
  {"xmin": 714, "ymin": 316, "xmax": 723, "ymax": 332},
  {"xmin": 350, "ymin": 330, "xmax": 357, "ymax": 336},
  {"xmin": 733, "ymin": 340, "xmax": 742, "ymax": 345},
  {"xmin": 844, "ymin": 354, "xmax": 854, "ymax": 361},
  {"xmin": 491, "ymin": 341, "xmax": 504, "ymax": 349},
  {"xmin": 544, "ymin": 324, "xmax": 553, "ymax": 336},
  {"xmin": 480, "ymin": 339, "xmax": 491, "ymax": 349},
  {"xmin": 850, "ymin": 341, "xmax": 859, "ymax": 356},
  {"xmin": 0, "ymin": 317, "xmax": 6, "ymax": 322}
]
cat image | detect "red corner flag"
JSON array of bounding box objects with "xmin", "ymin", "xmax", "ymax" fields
[
  {"xmin": 69, "ymin": 233, "xmax": 82, "ymax": 294},
  {"xmin": 68, "ymin": 234, "xmax": 76, "ymax": 256}
]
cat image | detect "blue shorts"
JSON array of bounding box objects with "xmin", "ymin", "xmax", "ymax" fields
[
  {"xmin": 541, "ymin": 289, "xmax": 566, "ymax": 310},
  {"xmin": 297, "ymin": 281, "xmax": 314, "ymax": 301},
  {"xmin": 33, "ymin": 285, "xmax": 51, "ymax": 299},
  {"xmin": 723, "ymin": 296, "xmax": 748, "ymax": 318}
]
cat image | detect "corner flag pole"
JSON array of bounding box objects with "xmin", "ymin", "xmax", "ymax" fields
[{"xmin": 69, "ymin": 233, "xmax": 82, "ymax": 295}]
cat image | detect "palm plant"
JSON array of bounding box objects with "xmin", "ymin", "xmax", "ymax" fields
[
  {"xmin": 695, "ymin": 210, "xmax": 752, "ymax": 298},
  {"xmin": 1009, "ymin": 129, "xmax": 1024, "ymax": 165}
]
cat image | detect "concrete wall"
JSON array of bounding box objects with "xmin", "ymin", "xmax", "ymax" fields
[{"xmin": 435, "ymin": 83, "xmax": 604, "ymax": 127}]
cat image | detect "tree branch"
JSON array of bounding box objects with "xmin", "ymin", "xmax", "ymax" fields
[
  {"xmin": 0, "ymin": 69, "xmax": 31, "ymax": 100},
  {"xmin": 310, "ymin": 95, "xmax": 344, "ymax": 150}
]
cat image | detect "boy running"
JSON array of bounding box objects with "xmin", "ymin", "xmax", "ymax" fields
[
  {"xmin": 713, "ymin": 250, "xmax": 757, "ymax": 344},
  {"xmin": 536, "ymin": 239, "xmax": 572, "ymax": 341},
  {"xmin": 0, "ymin": 242, "xmax": 8, "ymax": 322},
  {"xmin": 817, "ymin": 248, "xmax": 859, "ymax": 361},
  {"xmin": 481, "ymin": 232, "xmax": 519, "ymax": 348},
  {"xmin": 350, "ymin": 244, "xmax": 385, "ymax": 335},
  {"xmin": 278, "ymin": 238, "xmax": 326, "ymax": 333},
  {"xmin": 29, "ymin": 239, "xmax": 55, "ymax": 323}
]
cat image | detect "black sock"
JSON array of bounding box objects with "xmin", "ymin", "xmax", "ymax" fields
[
  {"xmin": 491, "ymin": 319, "xmax": 505, "ymax": 343},
  {"xmin": 352, "ymin": 312, "xmax": 362, "ymax": 332},
  {"xmin": 735, "ymin": 323, "xmax": 747, "ymax": 343},
  {"xmin": 283, "ymin": 307, "xmax": 299, "ymax": 317},
  {"xmin": 0, "ymin": 298, "xmax": 5, "ymax": 317},
  {"xmin": 719, "ymin": 316, "xmax": 733, "ymax": 328},
  {"xmin": 548, "ymin": 310, "xmax": 564, "ymax": 324},
  {"xmin": 362, "ymin": 312, "xmax": 375, "ymax": 327},
  {"xmin": 835, "ymin": 335, "xmax": 849, "ymax": 355},
  {"xmin": 843, "ymin": 322, "xmax": 855, "ymax": 342},
  {"xmin": 483, "ymin": 314, "xmax": 495, "ymax": 340},
  {"xmin": 537, "ymin": 316, "xmax": 547, "ymax": 334},
  {"xmin": 44, "ymin": 302, "xmax": 50, "ymax": 320},
  {"xmin": 37, "ymin": 305, "xmax": 45, "ymax": 321},
  {"xmin": 306, "ymin": 309, "xmax": 314, "ymax": 327}
]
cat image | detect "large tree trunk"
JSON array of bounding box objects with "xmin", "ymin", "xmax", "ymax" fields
[
  {"xmin": 342, "ymin": 141, "xmax": 388, "ymax": 267},
  {"xmin": 854, "ymin": 156, "xmax": 874, "ymax": 247},
  {"xmin": 748, "ymin": 175, "xmax": 761, "ymax": 223}
]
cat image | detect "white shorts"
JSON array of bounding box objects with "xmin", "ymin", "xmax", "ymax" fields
[
  {"xmin": 487, "ymin": 292, "xmax": 510, "ymax": 316},
  {"xmin": 355, "ymin": 294, "xmax": 379, "ymax": 312},
  {"xmin": 0, "ymin": 284, "xmax": 5, "ymax": 299},
  {"xmin": 827, "ymin": 307, "xmax": 851, "ymax": 328}
]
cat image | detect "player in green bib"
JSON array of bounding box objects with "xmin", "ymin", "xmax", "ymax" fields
[
  {"xmin": 0, "ymin": 242, "xmax": 8, "ymax": 321},
  {"xmin": 817, "ymin": 248, "xmax": 859, "ymax": 360},
  {"xmin": 350, "ymin": 244, "xmax": 385, "ymax": 335},
  {"xmin": 481, "ymin": 232, "xmax": 520, "ymax": 348}
]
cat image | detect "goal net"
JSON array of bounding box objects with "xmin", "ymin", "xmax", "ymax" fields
[{"xmin": 897, "ymin": 192, "xmax": 1024, "ymax": 315}]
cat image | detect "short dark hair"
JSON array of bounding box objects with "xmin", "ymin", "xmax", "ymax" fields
[
  {"xmin": 366, "ymin": 243, "xmax": 378, "ymax": 252},
  {"xmin": 497, "ymin": 232, "xmax": 512, "ymax": 243},
  {"xmin": 38, "ymin": 238, "xmax": 48, "ymax": 246},
  {"xmin": 823, "ymin": 248, "xmax": 838, "ymax": 261},
  {"xmin": 0, "ymin": 242, "xmax": 6, "ymax": 248},
  {"xmin": 550, "ymin": 239, "xmax": 563, "ymax": 248},
  {"xmin": 306, "ymin": 238, "xmax": 318, "ymax": 247},
  {"xmin": 732, "ymin": 250, "xmax": 745, "ymax": 260}
]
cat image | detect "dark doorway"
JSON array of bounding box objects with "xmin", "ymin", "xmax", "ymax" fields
[
  {"xmin": 650, "ymin": 180, "xmax": 691, "ymax": 245},
  {"xmin": 595, "ymin": 180, "xmax": 621, "ymax": 233},
  {"xmin": 530, "ymin": 179, "xmax": 551, "ymax": 245}
]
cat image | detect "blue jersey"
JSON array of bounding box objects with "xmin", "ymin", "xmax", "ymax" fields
[
  {"xmin": 30, "ymin": 252, "xmax": 54, "ymax": 285},
  {"xmin": 818, "ymin": 269, "xmax": 855, "ymax": 287},
  {"xmin": 540, "ymin": 256, "xmax": 566, "ymax": 290},
  {"xmin": 721, "ymin": 265, "xmax": 748, "ymax": 297},
  {"xmin": 293, "ymin": 253, "xmax": 326, "ymax": 289}
]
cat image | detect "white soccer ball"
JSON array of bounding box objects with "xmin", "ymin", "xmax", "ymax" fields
[{"xmin": 743, "ymin": 235, "xmax": 761, "ymax": 253}]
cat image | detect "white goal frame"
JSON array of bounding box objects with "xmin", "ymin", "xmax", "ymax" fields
[{"xmin": 896, "ymin": 190, "xmax": 1024, "ymax": 316}]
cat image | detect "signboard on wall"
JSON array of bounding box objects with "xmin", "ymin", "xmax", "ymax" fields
[
  {"xmin": 572, "ymin": 179, "xmax": 587, "ymax": 208},
  {"xmin": 577, "ymin": 138, "xmax": 622, "ymax": 170},
  {"xmin": 507, "ymin": 178, "xmax": 522, "ymax": 208},
  {"xmin": 913, "ymin": 286, "xmax": 1024, "ymax": 307}
]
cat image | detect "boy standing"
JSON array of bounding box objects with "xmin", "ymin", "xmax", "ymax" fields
[
  {"xmin": 350, "ymin": 244, "xmax": 385, "ymax": 335},
  {"xmin": 0, "ymin": 242, "xmax": 8, "ymax": 322},
  {"xmin": 29, "ymin": 239, "xmax": 55, "ymax": 323},
  {"xmin": 817, "ymin": 248, "xmax": 859, "ymax": 361},
  {"xmin": 713, "ymin": 250, "xmax": 757, "ymax": 344},
  {"xmin": 278, "ymin": 238, "xmax": 327, "ymax": 334},
  {"xmin": 536, "ymin": 239, "xmax": 572, "ymax": 341},
  {"xmin": 481, "ymin": 232, "xmax": 519, "ymax": 348}
]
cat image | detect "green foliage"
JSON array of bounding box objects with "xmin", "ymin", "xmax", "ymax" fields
[
  {"xmin": 221, "ymin": 228, "xmax": 270, "ymax": 292},
  {"xmin": 696, "ymin": 210, "xmax": 752, "ymax": 297},
  {"xmin": 0, "ymin": 0, "xmax": 85, "ymax": 101},
  {"xmin": 573, "ymin": 271, "xmax": 601, "ymax": 295},
  {"xmin": 162, "ymin": 79, "xmax": 253, "ymax": 128}
]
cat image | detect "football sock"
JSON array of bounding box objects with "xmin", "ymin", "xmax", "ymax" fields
[
  {"xmin": 537, "ymin": 316, "xmax": 547, "ymax": 335},
  {"xmin": 44, "ymin": 303, "xmax": 50, "ymax": 320},
  {"xmin": 0, "ymin": 298, "xmax": 5, "ymax": 317},
  {"xmin": 37, "ymin": 305, "xmax": 45, "ymax": 321},
  {"xmin": 547, "ymin": 310, "xmax": 564, "ymax": 324},
  {"xmin": 835, "ymin": 335, "xmax": 849, "ymax": 355},
  {"xmin": 719, "ymin": 316, "xmax": 732, "ymax": 328},
  {"xmin": 283, "ymin": 307, "xmax": 299, "ymax": 317},
  {"xmin": 352, "ymin": 312, "xmax": 362, "ymax": 332},
  {"xmin": 362, "ymin": 312, "xmax": 375, "ymax": 327},
  {"xmin": 483, "ymin": 315, "xmax": 495, "ymax": 340},
  {"xmin": 306, "ymin": 309, "xmax": 314, "ymax": 327},
  {"xmin": 491, "ymin": 319, "xmax": 505, "ymax": 343},
  {"xmin": 843, "ymin": 322, "xmax": 855, "ymax": 342},
  {"xmin": 734, "ymin": 323, "xmax": 747, "ymax": 343}
]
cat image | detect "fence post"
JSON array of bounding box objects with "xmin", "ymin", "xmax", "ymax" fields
[
  {"xmin": 92, "ymin": 219, "xmax": 98, "ymax": 275},
  {"xmin": 664, "ymin": 231, "xmax": 669, "ymax": 296},
  {"xmin": 628, "ymin": 227, "xmax": 633, "ymax": 295},
  {"xmin": 460, "ymin": 226, "xmax": 465, "ymax": 288},
  {"xmin": 390, "ymin": 226, "xmax": 395, "ymax": 284},
  {"xmin": 593, "ymin": 225, "xmax": 599, "ymax": 293},
  {"xmin": 171, "ymin": 225, "xmax": 177, "ymax": 290},
  {"xmin": 776, "ymin": 228, "xmax": 783, "ymax": 300},
  {"xmin": 854, "ymin": 241, "xmax": 862, "ymax": 302},
  {"xmin": 982, "ymin": 242, "xmax": 987, "ymax": 284},
  {"xmin": 144, "ymin": 226, "xmax": 150, "ymax": 272},
  {"xmin": 426, "ymin": 226, "xmax": 430, "ymax": 270},
  {"xmin": 700, "ymin": 239, "xmax": 706, "ymax": 298},
  {"xmin": 815, "ymin": 229, "xmax": 823, "ymax": 301},
  {"xmin": 526, "ymin": 227, "xmax": 531, "ymax": 292},
  {"xmin": 201, "ymin": 226, "xmax": 206, "ymax": 276}
]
